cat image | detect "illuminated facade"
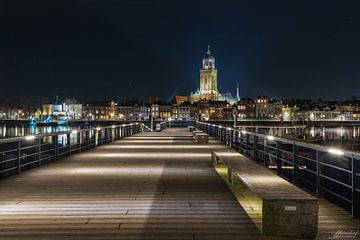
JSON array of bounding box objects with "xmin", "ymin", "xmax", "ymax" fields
[
  {"xmin": 255, "ymin": 94, "xmax": 269, "ymax": 118},
  {"xmin": 190, "ymin": 46, "xmax": 219, "ymax": 102},
  {"xmin": 83, "ymin": 101, "xmax": 115, "ymax": 120}
]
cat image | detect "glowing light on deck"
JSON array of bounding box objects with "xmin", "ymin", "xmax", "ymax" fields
[
  {"xmin": 25, "ymin": 135, "xmax": 36, "ymax": 140},
  {"xmin": 327, "ymin": 148, "xmax": 344, "ymax": 156},
  {"xmin": 266, "ymin": 135, "xmax": 275, "ymax": 141}
]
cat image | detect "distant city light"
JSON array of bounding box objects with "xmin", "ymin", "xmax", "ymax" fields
[
  {"xmin": 96, "ymin": 127, "xmax": 101, "ymax": 131},
  {"xmin": 241, "ymin": 130, "xmax": 246, "ymax": 134},
  {"xmin": 72, "ymin": 130, "xmax": 78, "ymax": 134}
]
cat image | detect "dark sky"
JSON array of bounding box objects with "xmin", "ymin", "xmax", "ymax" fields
[{"xmin": 1, "ymin": 0, "xmax": 360, "ymax": 102}]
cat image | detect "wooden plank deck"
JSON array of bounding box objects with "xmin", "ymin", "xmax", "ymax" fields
[
  {"xmin": 0, "ymin": 128, "xmax": 358, "ymax": 239},
  {"xmin": 0, "ymin": 128, "xmax": 257, "ymax": 240}
]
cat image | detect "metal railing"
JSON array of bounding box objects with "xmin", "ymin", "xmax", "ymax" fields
[
  {"xmin": 0, "ymin": 123, "xmax": 140, "ymax": 179},
  {"xmin": 197, "ymin": 121, "xmax": 360, "ymax": 218}
]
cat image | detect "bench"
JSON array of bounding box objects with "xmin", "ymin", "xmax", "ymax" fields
[
  {"xmin": 211, "ymin": 150, "xmax": 318, "ymax": 237},
  {"xmin": 193, "ymin": 132, "xmax": 209, "ymax": 143},
  {"xmin": 187, "ymin": 126, "xmax": 196, "ymax": 132},
  {"xmin": 192, "ymin": 130, "xmax": 202, "ymax": 138}
]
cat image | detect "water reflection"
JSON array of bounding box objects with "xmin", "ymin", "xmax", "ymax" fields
[
  {"xmin": 305, "ymin": 126, "xmax": 360, "ymax": 140},
  {"xmin": 0, "ymin": 125, "xmax": 77, "ymax": 139}
]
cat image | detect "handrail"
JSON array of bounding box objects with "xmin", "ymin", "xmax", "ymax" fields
[
  {"xmin": 0, "ymin": 123, "xmax": 140, "ymax": 144},
  {"xmin": 0, "ymin": 122, "xmax": 141, "ymax": 180},
  {"xmin": 197, "ymin": 121, "xmax": 360, "ymax": 218}
]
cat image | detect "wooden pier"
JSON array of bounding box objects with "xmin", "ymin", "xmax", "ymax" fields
[{"xmin": 0, "ymin": 128, "xmax": 358, "ymax": 239}]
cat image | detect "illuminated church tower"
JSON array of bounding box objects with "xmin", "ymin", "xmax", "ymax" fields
[{"xmin": 199, "ymin": 45, "xmax": 219, "ymax": 100}]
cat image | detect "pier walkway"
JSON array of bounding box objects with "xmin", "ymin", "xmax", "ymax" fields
[{"xmin": 0, "ymin": 128, "xmax": 358, "ymax": 239}]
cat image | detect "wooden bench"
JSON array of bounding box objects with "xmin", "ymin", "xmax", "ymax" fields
[
  {"xmin": 192, "ymin": 130, "xmax": 202, "ymax": 138},
  {"xmin": 187, "ymin": 126, "xmax": 196, "ymax": 132},
  {"xmin": 211, "ymin": 150, "xmax": 318, "ymax": 237},
  {"xmin": 193, "ymin": 132, "xmax": 209, "ymax": 143}
]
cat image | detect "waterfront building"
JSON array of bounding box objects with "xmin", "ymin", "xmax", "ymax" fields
[
  {"xmin": 337, "ymin": 97, "xmax": 360, "ymax": 120},
  {"xmin": 178, "ymin": 101, "xmax": 191, "ymax": 120},
  {"xmin": 209, "ymin": 100, "xmax": 232, "ymax": 120},
  {"xmin": 308, "ymin": 106, "xmax": 342, "ymax": 121},
  {"xmin": 197, "ymin": 100, "xmax": 211, "ymax": 121},
  {"xmin": 159, "ymin": 103, "xmax": 172, "ymax": 120},
  {"xmin": 190, "ymin": 102, "xmax": 199, "ymax": 119},
  {"xmin": 150, "ymin": 103, "xmax": 159, "ymax": 119},
  {"xmin": 255, "ymin": 94, "xmax": 269, "ymax": 118},
  {"xmin": 268, "ymin": 99, "xmax": 283, "ymax": 119},
  {"xmin": 83, "ymin": 101, "xmax": 115, "ymax": 120},
  {"xmin": 116, "ymin": 101, "xmax": 151, "ymax": 121},
  {"xmin": 147, "ymin": 101, "xmax": 173, "ymax": 120},
  {"xmin": 116, "ymin": 102, "xmax": 134, "ymax": 120},
  {"xmin": 42, "ymin": 98, "xmax": 82, "ymax": 120},
  {"xmin": 139, "ymin": 103, "xmax": 151, "ymax": 120},
  {"xmin": 282, "ymin": 105, "xmax": 300, "ymax": 121},
  {"xmin": 34, "ymin": 108, "xmax": 42, "ymax": 119},
  {"xmin": 236, "ymin": 97, "xmax": 256, "ymax": 119}
]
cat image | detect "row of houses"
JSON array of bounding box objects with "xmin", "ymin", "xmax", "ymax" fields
[
  {"xmin": 80, "ymin": 95, "xmax": 360, "ymax": 121},
  {"xmin": 238, "ymin": 95, "xmax": 360, "ymax": 121},
  {"xmin": 2, "ymin": 95, "xmax": 360, "ymax": 122}
]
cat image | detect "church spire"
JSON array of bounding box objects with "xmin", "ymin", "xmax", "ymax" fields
[
  {"xmin": 236, "ymin": 83, "xmax": 240, "ymax": 100},
  {"xmin": 203, "ymin": 45, "xmax": 215, "ymax": 70}
]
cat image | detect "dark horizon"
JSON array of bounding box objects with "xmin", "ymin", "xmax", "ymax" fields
[{"xmin": 2, "ymin": 0, "xmax": 360, "ymax": 102}]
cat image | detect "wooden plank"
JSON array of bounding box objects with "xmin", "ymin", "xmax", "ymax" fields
[
  {"xmin": 0, "ymin": 128, "xmax": 258, "ymax": 239},
  {"xmin": 0, "ymin": 128, "xmax": 358, "ymax": 239}
]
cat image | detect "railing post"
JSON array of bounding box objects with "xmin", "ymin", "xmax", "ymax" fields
[
  {"xmin": 54, "ymin": 135, "xmax": 58, "ymax": 161},
  {"xmin": 17, "ymin": 140, "xmax": 21, "ymax": 175},
  {"xmin": 254, "ymin": 135, "xmax": 258, "ymax": 161},
  {"xmin": 316, "ymin": 150, "xmax": 323, "ymax": 197},
  {"xmin": 276, "ymin": 141, "xmax": 282, "ymax": 175},
  {"xmin": 264, "ymin": 137, "xmax": 267, "ymax": 166},
  {"xmin": 68, "ymin": 133, "xmax": 71, "ymax": 156},
  {"xmin": 95, "ymin": 129, "xmax": 99, "ymax": 146},
  {"xmin": 78, "ymin": 132, "xmax": 82, "ymax": 153},
  {"xmin": 87, "ymin": 131, "xmax": 90, "ymax": 150},
  {"xmin": 293, "ymin": 143, "xmax": 298, "ymax": 184},
  {"xmin": 38, "ymin": 137, "xmax": 41, "ymax": 167},
  {"xmin": 1, "ymin": 153, "xmax": 5, "ymax": 178},
  {"xmin": 245, "ymin": 134, "xmax": 249, "ymax": 156},
  {"xmin": 352, "ymin": 155, "xmax": 359, "ymax": 218}
]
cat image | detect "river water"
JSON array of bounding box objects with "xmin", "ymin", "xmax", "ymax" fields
[
  {"xmin": 0, "ymin": 125, "xmax": 79, "ymax": 139},
  {"xmin": 1, "ymin": 124, "xmax": 360, "ymax": 150}
]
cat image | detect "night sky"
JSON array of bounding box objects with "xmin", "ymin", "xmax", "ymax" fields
[{"xmin": 1, "ymin": 0, "xmax": 360, "ymax": 102}]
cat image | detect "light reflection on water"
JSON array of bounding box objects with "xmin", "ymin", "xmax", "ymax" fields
[
  {"xmin": 305, "ymin": 126, "xmax": 360, "ymax": 140},
  {"xmin": 0, "ymin": 125, "xmax": 78, "ymax": 139}
]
